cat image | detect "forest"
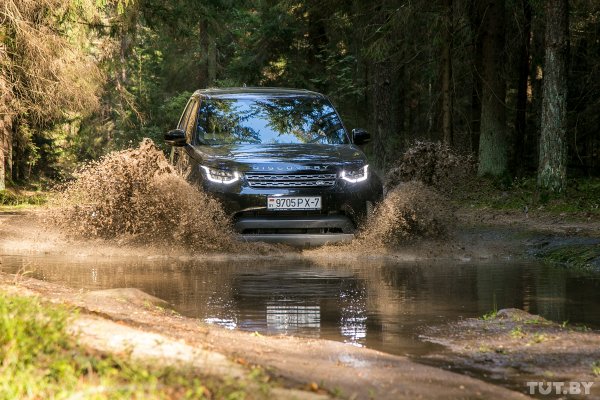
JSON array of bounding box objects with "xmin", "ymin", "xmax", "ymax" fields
[{"xmin": 0, "ymin": 0, "xmax": 599, "ymax": 193}]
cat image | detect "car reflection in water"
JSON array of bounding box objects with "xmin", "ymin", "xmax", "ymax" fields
[
  {"xmin": 207, "ymin": 268, "xmax": 369, "ymax": 345},
  {"xmin": 266, "ymin": 304, "xmax": 321, "ymax": 332}
]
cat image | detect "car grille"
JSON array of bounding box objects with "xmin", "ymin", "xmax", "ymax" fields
[{"xmin": 245, "ymin": 173, "xmax": 337, "ymax": 188}]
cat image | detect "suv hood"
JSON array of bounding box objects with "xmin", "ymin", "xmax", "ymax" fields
[{"xmin": 189, "ymin": 143, "xmax": 367, "ymax": 172}]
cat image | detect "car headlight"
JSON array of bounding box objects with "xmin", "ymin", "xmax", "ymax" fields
[
  {"xmin": 200, "ymin": 166, "xmax": 240, "ymax": 184},
  {"xmin": 340, "ymin": 164, "xmax": 369, "ymax": 183}
]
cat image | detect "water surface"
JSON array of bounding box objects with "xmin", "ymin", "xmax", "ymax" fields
[{"xmin": 2, "ymin": 254, "xmax": 599, "ymax": 356}]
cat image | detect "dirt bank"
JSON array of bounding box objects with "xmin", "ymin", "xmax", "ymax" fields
[{"xmin": 421, "ymin": 308, "xmax": 600, "ymax": 398}]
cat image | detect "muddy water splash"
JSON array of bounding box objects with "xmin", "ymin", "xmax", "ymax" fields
[
  {"xmin": 385, "ymin": 141, "xmax": 475, "ymax": 194},
  {"xmin": 306, "ymin": 181, "xmax": 454, "ymax": 255},
  {"xmin": 50, "ymin": 139, "xmax": 237, "ymax": 252},
  {"xmin": 355, "ymin": 181, "xmax": 454, "ymax": 248},
  {"xmin": 348, "ymin": 141, "xmax": 468, "ymax": 250}
]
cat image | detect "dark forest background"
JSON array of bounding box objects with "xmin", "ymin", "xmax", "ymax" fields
[{"xmin": 1, "ymin": 0, "xmax": 598, "ymax": 193}]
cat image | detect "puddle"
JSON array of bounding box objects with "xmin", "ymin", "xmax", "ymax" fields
[{"xmin": 1, "ymin": 254, "xmax": 600, "ymax": 357}]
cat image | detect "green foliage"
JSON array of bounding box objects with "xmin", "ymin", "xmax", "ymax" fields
[
  {"xmin": 310, "ymin": 53, "xmax": 364, "ymax": 99},
  {"xmin": 158, "ymin": 92, "xmax": 193, "ymax": 130},
  {"xmin": 481, "ymin": 293, "xmax": 498, "ymax": 321}
]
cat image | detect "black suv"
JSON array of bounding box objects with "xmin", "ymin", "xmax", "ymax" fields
[{"xmin": 165, "ymin": 88, "xmax": 383, "ymax": 246}]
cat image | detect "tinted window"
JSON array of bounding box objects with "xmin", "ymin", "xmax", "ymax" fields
[{"xmin": 195, "ymin": 97, "xmax": 349, "ymax": 145}]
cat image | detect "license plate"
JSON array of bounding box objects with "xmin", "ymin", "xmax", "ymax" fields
[{"xmin": 267, "ymin": 196, "xmax": 321, "ymax": 210}]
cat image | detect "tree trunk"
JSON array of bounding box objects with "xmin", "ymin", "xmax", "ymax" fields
[
  {"xmin": 395, "ymin": 64, "xmax": 406, "ymax": 147},
  {"xmin": 441, "ymin": 0, "xmax": 454, "ymax": 146},
  {"xmin": 198, "ymin": 19, "xmax": 209, "ymax": 88},
  {"xmin": 0, "ymin": 76, "xmax": 12, "ymax": 190},
  {"xmin": 371, "ymin": 61, "xmax": 393, "ymax": 169},
  {"xmin": 529, "ymin": 8, "xmax": 545, "ymax": 169},
  {"xmin": 0, "ymin": 128, "xmax": 5, "ymax": 190},
  {"xmin": 538, "ymin": 0, "xmax": 569, "ymax": 192},
  {"xmin": 469, "ymin": 0, "xmax": 483, "ymax": 155},
  {"xmin": 0, "ymin": 114, "xmax": 12, "ymax": 191},
  {"xmin": 477, "ymin": 0, "xmax": 507, "ymax": 177},
  {"xmin": 207, "ymin": 40, "xmax": 217, "ymax": 87},
  {"xmin": 118, "ymin": 29, "xmax": 130, "ymax": 88},
  {"xmin": 513, "ymin": 0, "xmax": 532, "ymax": 175}
]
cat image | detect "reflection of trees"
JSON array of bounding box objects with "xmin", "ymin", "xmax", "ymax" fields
[
  {"xmin": 253, "ymin": 98, "xmax": 344, "ymax": 144},
  {"xmin": 197, "ymin": 100, "xmax": 261, "ymax": 144},
  {"xmin": 196, "ymin": 97, "xmax": 347, "ymax": 144}
]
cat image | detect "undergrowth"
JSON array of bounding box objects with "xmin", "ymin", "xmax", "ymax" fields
[
  {"xmin": 0, "ymin": 189, "xmax": 47, "ymax": 207},
  {"xmin": 538, "ymin": 244, "xmax": 600, "ymax": 273},
  {"xmin": 453, "ymin": 176, "xmax": 600, "ymax": 215}
]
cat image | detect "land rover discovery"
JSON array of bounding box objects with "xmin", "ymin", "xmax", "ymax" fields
[{"xmin": 165, "ymin": 88, "xmax": 383, "ymax": 246}]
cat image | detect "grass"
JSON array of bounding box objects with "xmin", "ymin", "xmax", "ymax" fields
[
  {"xmin": 592, "ymin": 361, "xmax": 600, "ymax": 376},
  {"xmin": 481, "ymin": 293, "xmax": 498, "ymax": 321},
  {"xmin": 529, "ymin": 333, "xmax": 547, "ymax": 344},
  {"xmin": 453, "ymin": 176, "xmax": 600, "ymax": 215},
  {"xmin": 510, "ymin": 326, "xmax": 526, "ymax": 339},
  {"xmin": 0, "ymin": 291, "xmax": 274, "ymax": 399},
  {"xmin": 0, "ymin": 188, "xmax": 47, "ymax": 212},
  {"xmin": 481, "ymin": 310, "xmax": 498, "ymax": 321}
]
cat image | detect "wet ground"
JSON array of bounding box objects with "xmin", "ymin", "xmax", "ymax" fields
[{"xmin": 2, "ymin": 253, "xmax": 599, "ymax": 359}]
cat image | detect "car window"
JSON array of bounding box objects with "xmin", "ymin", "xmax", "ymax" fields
[{"xmin": 195, "ymin": 97, "xmax": 349, "ymax": 145}]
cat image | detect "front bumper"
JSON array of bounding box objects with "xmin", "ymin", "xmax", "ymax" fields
[
  {"xmin": 234, "ymin": 214, "xmax": 356, "ymax": 233},
  {"xmin": 240, "ymin": 233, "xmax": 354, "ymax": 247}
]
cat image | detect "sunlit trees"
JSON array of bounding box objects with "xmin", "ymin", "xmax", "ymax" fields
[{"xmin": 0, "ymin": 0, "xmax": 103, "ymax": 186}]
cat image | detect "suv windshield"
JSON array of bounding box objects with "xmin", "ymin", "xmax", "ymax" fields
[{"xmin": 195, "ymin": 97, "xmax": 349, "ymax": 145}]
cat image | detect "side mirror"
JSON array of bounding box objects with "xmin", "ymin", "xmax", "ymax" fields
[
  {"xmin": 164, "ymin": 129, "xmax": 187, "ymax": 146},
  {"xmin": 352, "ymin": 128, "xmax": 370, "ymax": 145}
]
